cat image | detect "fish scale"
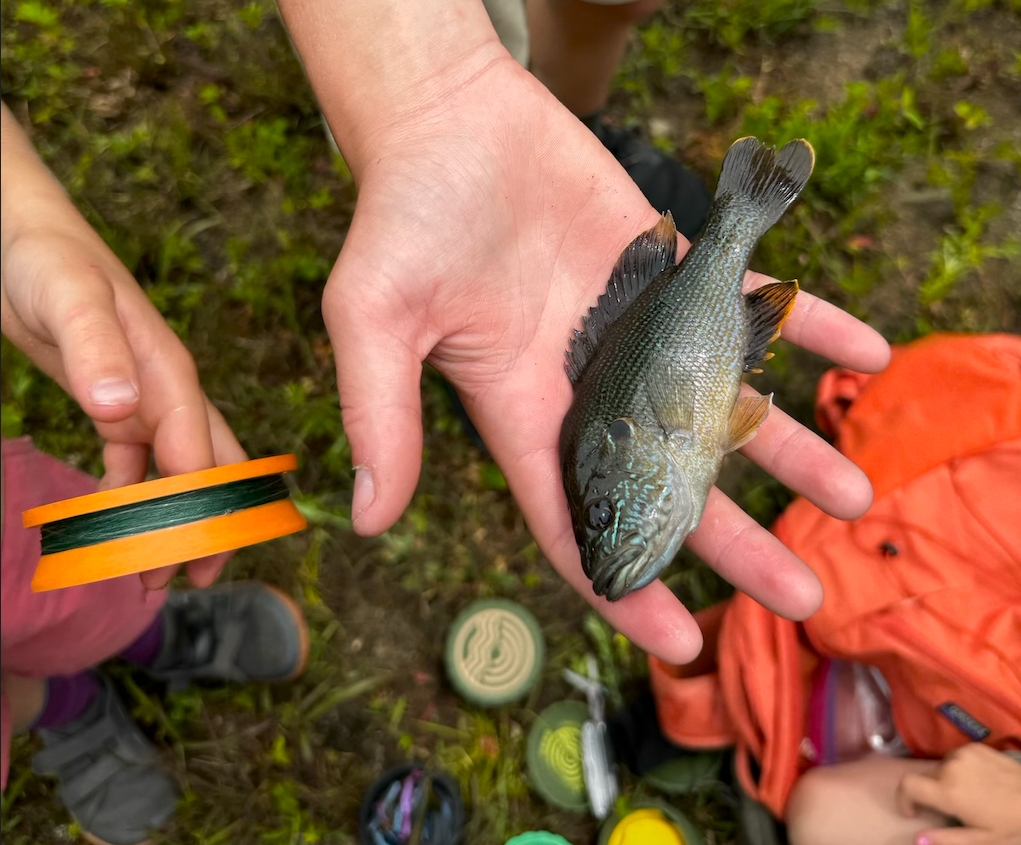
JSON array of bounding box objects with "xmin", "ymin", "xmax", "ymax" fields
[{"xmin": 560, "ymin": 137, "xmax": 815, "ymax": 601}]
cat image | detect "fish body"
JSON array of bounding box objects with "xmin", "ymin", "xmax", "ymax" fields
[{"xmin": 560, "ymin": 137, "xmax": 815, "ymax": 601}]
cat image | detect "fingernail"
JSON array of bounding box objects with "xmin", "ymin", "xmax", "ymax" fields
[
  {"xmin": 917, "ymin": 836, "xmax": 932, "ymax": 845},
  {"xmin": 352, "ymin": 465, "xmax": 375, "ymax": 526},
  {"xmin": 90, "ymin": 378, "xmax": 138, "ymax": 406}
]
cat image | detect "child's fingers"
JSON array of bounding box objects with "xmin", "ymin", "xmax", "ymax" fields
[
  {"xmin": 917, "ymin": 826, "xmax": 1007, "ymax": 845},
  {"xmin": 140, "ymin": 564, "xmax": 180, "ymax": 591},
  {"xmin": 185, "ymin": 552, "xmax": 234, "ymax": 589},
  {"xmin": 899, "ymin": 772, "xmax": 949, "ymax": 818},
  {"xmin": 99, "ymin": 441, "xmax": 150, "ymax": 491},
  {"xmin": 205, "ymin": 400, "xmax": 248, "ymax": 467}
]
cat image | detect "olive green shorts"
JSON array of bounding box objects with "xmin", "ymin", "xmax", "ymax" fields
[{"xmin": 483, "ymin": 0, "xmax": 641, "ymax": 66}]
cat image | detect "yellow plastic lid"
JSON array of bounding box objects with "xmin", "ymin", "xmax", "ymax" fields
[{"xmin": 607, "ymin": 809, "xmax": 688, "ymax": 845}]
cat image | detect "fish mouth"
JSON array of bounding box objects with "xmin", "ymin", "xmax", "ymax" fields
[
  {"xmin": 591, "ymin": 534, "xmax": 663, "ymax": 602},
  {"xmin": 590, "ymin": 521, "xmax": 691, "ymax": 602},
  {"xmin": 578, "ymin": 444, "xmax": 697, "ymax": 602}
]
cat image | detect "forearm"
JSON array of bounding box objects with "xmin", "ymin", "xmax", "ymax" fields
[
  {"xmin": 0, "ymin": 103, "xmax": 75, "ymax": 252},
  {"xmin": 275, "ymin": 0, "xmax": 508, "ymax": 178},
  {"xmin": 786, "ymin": 756, "xmax": 947, "ymax": 845},
  {"xmin": 1, "ymin": 102, "xmax": 99, "ymax": 365}
]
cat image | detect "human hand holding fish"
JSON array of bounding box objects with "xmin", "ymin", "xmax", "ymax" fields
[{"xmin": 280, "ymin": 1, "xmax": 891, "ymax": 663}]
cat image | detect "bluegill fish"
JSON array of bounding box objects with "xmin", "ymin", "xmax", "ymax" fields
[{"xmin": 560, "ymin": 137, "xmax": 815, "ymax": 601}]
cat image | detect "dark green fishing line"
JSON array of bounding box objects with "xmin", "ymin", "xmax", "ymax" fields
[{"xmin": 40, "ymin": 475, "xmax": 291, "ymax": 554}]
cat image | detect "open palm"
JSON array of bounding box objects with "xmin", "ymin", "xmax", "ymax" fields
[{"xmin": 323, "ymin": 56, "xmax": 889, "ymax": 664}]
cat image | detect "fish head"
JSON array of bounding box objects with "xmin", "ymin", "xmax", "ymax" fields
[{"xmin": 566, "ymin": 417, "xmax": 695, "ymax": 601}]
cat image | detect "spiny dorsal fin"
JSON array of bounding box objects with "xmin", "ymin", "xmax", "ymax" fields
[
  {"xmin": 744, "ymin": 280, "xmax": 799, "ymax": 373},
  {"xmin": 716, "ymin": 138, "xmax": 815, "ymax": 241},
  {"xmin": 722, "ymin": 393, "xmax": 772, "ymax": 454},
  {"xmin": 566, "ymin": 213, "xmax": 678, "ymax": 384}
]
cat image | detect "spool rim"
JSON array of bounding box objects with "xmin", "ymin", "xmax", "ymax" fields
[
  {"xmin": 597, "ymin": 799, "xmax": 705, "ymax": 845},
  {"xmin": 504, "ymin": 834, "xmax": 576, "ymax": 845},
  {"xmin": 23, "ymin": 454, "xmax": 298, "ymax": 526},
  {"xmin": 444, "ymin": 598, "xmax": 545, "ymax": 707},
  {"xmin": 31, "ymin": 499, "xmax": 308, "ymax": 591},
  {"xmin": 525, "ymin": 699, "xmax": 590, "ymax": 813}
]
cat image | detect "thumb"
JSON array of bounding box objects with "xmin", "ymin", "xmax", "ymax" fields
[
  {"xmin": 42, "ymin": 267, "xmax": 141, "ymax": 424},
  {"xmin": 322, "ymin": 268, "xmax": 426, "ymax": 537}
]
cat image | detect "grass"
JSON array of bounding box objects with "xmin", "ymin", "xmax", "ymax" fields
[{"xmin": 1, "ymin": 0, "xmax": 1019, "ymax": 842}]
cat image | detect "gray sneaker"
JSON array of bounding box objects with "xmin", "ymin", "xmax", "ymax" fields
[
  {"xmin": 146, "ymin": 581, "xmax": 309, "ymax": 691},
  {"xmin": 589, "ymin": 118, "xmax": 713, "ymax": 241},
  {"xmin": 32, "ymin": 674, "xmax": 178, "ymax": 845}
]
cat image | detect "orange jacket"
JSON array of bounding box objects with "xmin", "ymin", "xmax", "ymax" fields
[{"xmin": 649, "ymin": 333, "xmax": 1021, "ymax": 818}]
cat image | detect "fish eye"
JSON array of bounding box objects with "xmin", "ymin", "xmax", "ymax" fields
[
  {"xmin": 587, "ymin": 498, "xmax": 614, "ymax": 530},
  {"xmin": 608, "ymin": 419, "xmax": 632, "ymax": 442}
]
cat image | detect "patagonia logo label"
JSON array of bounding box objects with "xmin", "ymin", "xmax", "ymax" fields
[{"xmin": 937, "ymin": 702, "xmax": 990, "ymax": 741}]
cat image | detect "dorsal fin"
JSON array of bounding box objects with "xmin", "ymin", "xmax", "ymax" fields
[{"xmin": 566, "ymin": 213, "xmax": 678, "ymax": 384}]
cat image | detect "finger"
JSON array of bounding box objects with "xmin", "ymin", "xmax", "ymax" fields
[
  {"xmin": 37, "ymin": 266, "xmax": 142, "ymax": 423},
  {"xmin": 745, "ymin": 272, "xmax": 891, "ymax": 374},
  {"xmin": 205, "ymin": 399, "xmax": 248, "ymax": 466},
  {"xmin": 140, "ymin": 565, "xmax": 179, "ymax": 591},
  {"xmin": 101, "ymin": 401, "xmax": 239, "ymax": 590},
  {"xmin": 738, "ymin": 384, "xmax": 873, "ymax": 520},
  {"xmin": 99, "ymin": 441, "xmax": 150, "ymax": 491},
  {"xmin": 144, "ymin": 350, "xmax": 216, "ymax": 476},
  {"xmin": 150, "ymin": 397, "xmax": 241, "ymax": 589},
  {"xmin": 131, "ymin": 397, "xmax": 217, "ymax": 591},
  {"xmin": 122, "ymin": 344, "xmax": 222, "ymax": 589},
  {"xmin": 685, "ymin": 487, "xmax": 823, "ymax": 620},
  {"xmin": 183, "ymin": 400, "xmax": 248, "ymax": 587},
  {"xmin": 899, "ymin": 772, "xmax": 949, "ymax": 818},
  {"xmin": 185, "ymin": 552, "xmax": 234, "ymax": 589},
  {"xmin": 99, "ymin": 440, "xmax": 178, "ymax": 590},
  {"xmin": 918, "ymin": 827, "xmax": 1005, "ymax": 845},
  {"xmin": 897, "ymin": 775, "xmax": 920, "ymax": 817},
  {"xmin": 98, "ymin": 437, "xmax": 181, "ymax": 591},
  {"xmin": 322, "ymin": 266, "xmax": 426, "ymax": 537}
]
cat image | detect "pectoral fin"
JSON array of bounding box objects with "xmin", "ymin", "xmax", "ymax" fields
[
  {"xmin": 744, "ymin": 280, "xmax": 798, "ymax": 373},
  {"xmin": 645, "ymin": 359, "xmax": 695, "ymax": 445},
  {"xmin": 723, "ymin": 394, "xmax": 773, "ymax": 453}
]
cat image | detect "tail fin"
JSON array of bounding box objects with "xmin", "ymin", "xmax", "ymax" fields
[{"xmin": 714, "ymin": 137, "xmax": 815, "ymax": 238}]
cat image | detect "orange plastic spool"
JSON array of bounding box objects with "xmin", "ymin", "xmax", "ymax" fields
[{"xmin": 23, "ymin": 455, "xmax": 307, "ymax": 592}]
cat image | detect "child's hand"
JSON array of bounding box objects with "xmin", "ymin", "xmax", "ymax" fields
[
  {"xmin": 1, "ymin": 102, "xmax": 246, "ymax": 589},
  {"xmin": 897, "ymin": 744, "xmax": 1021, "ymax": 845}
]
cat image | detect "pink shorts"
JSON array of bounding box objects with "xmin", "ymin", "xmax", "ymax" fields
[{"xmin": 1, "ymin": 437, "xmax": 165, "ymax": 790}]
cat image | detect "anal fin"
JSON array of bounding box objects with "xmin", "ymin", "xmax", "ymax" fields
[
  {"xmin": 744, "ymin": 280, "xmax": 798, "ymax": 373},
  {"xmin": 723, "ymin": 394, "xmax": 772, "ymax": 453}
]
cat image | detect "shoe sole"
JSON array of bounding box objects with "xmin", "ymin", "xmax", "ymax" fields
[
  {"xmin": 79, "ymin": 585, "xmax": 308, "ymax": 845},
  {"xmin": 84, "ymin": 834, "xmax": 152, "ymax": 845},
  {"xmin": 259, "ymin": 582, "xmax": 310, "ymax": 681}
]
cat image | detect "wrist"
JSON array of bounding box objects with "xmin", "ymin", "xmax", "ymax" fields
[{"xmin": 275, "ymin": 0, "xmax": 509, "ymax": 177}]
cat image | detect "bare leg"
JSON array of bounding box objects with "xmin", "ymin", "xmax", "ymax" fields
[
  {"xmin": 1, "ymin": 673, "xmax": 47, "ymax": 732},
  {"xmin": 786, "ymin": 755, "xmax": 952, "ymax": 845},
  {"xmin": 524, "ymin": 0, "xmax": 711, "ymax": 237},
  {"xmin": 526, "ymin": 0, "xmax": 663, "ymax": 116}
]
